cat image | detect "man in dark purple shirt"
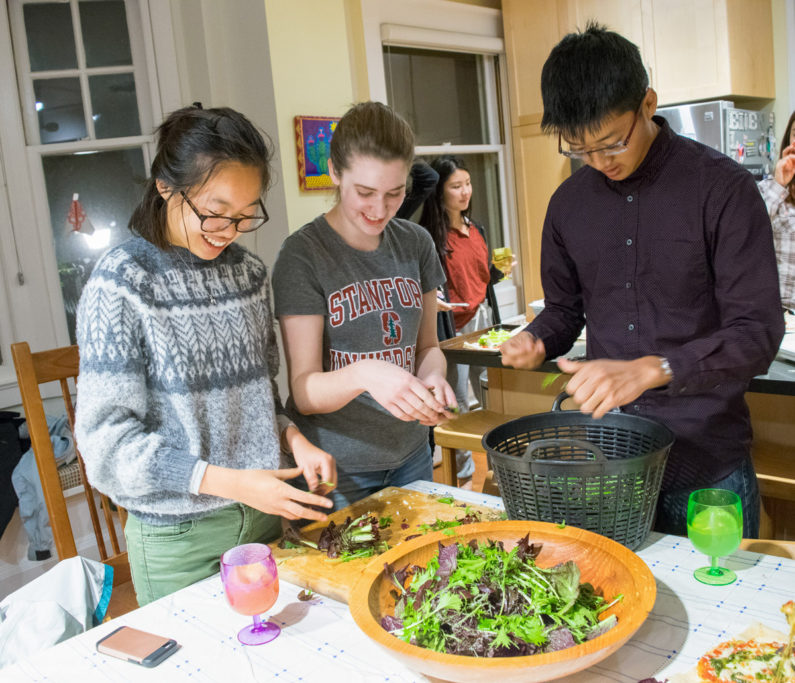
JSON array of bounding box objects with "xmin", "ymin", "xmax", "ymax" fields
[{"xmin": 500, "ymin": 23, "xmax": 784, "ymax": 536}]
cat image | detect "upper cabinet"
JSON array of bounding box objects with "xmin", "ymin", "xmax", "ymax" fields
[
  {"xmin": 501, "ymin": 0, "xmax": 564, "ymax": 127},
  {"xmin": 641, "ymin": 0, "xmax": 774, "ymax": 105},
  {"xmin": 503, "ymin": 0, "xmax": 775, "ymax": 125}
]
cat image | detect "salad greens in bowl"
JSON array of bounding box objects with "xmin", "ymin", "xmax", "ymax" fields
[{"xmin": 348, "ymin": 520, "xmax": 655, "ymax": 683}]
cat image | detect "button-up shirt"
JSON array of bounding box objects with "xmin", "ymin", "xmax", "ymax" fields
[
  {"xmin": 527, "ymin": 117, "xmax": 784, "ymax": 490},
  {"xmin": 758, "ymin": 176, "xmax": 795, "ymax": 311}
]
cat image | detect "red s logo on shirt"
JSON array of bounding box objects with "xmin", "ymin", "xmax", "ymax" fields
[{"xmin": 381, "ymin": 311, "xmax": 402, "ymax": 345}]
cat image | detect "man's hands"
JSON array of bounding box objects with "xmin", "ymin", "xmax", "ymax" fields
[
  {"xmin": 557, "ymin": 355, "xmax": 671, "ymax": 418},
  {"xmin": 499, "ymin": 331, "xmax": 547, "ymax": 369}
]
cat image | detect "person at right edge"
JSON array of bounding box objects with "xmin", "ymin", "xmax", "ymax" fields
[
  {"xmin": 758, "ymin": 108, "xmax": 795, "ymax": 313},
  {"xmin": 499, "ymin": 22, "xmax": 784, "ymax": 538}
]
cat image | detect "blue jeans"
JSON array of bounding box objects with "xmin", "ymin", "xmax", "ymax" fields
[
  {"xmin": 327, "ymin": 442, "xmax": 433, "ymax": 511},
  {"xmin": 654, "ymin": 457, "xmax": 760, "ymax": 538}
]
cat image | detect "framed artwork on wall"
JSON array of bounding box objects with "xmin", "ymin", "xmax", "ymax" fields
[{"xmin": 294, "ymin": 115, "xmax": 340, "ymax": 191}]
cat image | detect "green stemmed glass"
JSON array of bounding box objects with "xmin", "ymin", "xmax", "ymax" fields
[{"xmin": 686, "ymin": 488, "xmax": 743, "ymax": 586}]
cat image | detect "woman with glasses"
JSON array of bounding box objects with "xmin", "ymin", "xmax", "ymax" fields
[
  {"xmin": 272, "ymin": 101, "xmax": 457, "ymax": 510},
  {"xmin": 500, "ymin": 23, "xmax": 783, "ymax": 537},
  {"xmin": 75, "ymin": 105, "xmax": 335, "ymax": 606}
]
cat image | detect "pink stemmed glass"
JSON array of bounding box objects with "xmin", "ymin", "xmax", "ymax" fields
[{"xmin": 220, "ymin": 543, "xmax": 280, "ymax": 645}]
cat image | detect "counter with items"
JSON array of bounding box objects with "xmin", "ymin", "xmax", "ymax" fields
[{"xmin": 439, "ymin": 319, "xmax": 795, "ymax": 539}]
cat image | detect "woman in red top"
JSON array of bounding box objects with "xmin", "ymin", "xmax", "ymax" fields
[{"xmin": 419, "ymin": 155, "xmax": 508, "ymax": 484}]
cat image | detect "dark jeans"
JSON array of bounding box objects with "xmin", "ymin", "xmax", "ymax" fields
[{"xmin": 654, "ymin": 457, "xmax": 760, "ymax": 538}]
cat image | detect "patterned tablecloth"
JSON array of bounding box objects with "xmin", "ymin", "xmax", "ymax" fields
[{"xmin": 3, "ymin": 481, "xmax": 793, "ymax": 682}]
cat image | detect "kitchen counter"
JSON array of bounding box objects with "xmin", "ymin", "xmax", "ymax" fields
[
  {"xmin": 440, "ymin": 327, "xmax": 795, "ymax": 540},
  {"xmin": 440, "ymin": 337, "xmax": 795, "ymax": 396}
]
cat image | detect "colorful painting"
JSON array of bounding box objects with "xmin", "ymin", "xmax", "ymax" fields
[{"xmin": 294, "ymin": 115, "xmax": 340, "ymax": 191}]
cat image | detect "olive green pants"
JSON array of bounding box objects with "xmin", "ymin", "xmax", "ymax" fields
[{"xmin": 125, "ymin": 504, "xmax": 282, "ymax": 607}]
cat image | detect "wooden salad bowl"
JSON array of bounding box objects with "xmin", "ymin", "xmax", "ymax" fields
[{"xmin": 348, "ymin": 520, "xmax": 656, "ymax": 683}]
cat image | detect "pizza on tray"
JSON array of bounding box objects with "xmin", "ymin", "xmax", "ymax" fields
[{"xmin": 667, "ymin": 621, "xmax": 794, "ymax": 683}]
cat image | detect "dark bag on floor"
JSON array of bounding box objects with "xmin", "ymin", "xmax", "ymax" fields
[{"xmin": 0, "ymin": 411, "xmax": 26, "ymax": 539}]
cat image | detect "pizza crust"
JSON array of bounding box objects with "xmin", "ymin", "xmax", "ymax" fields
[{"xmin": 667, "ymin": 622, "xmax": 789, "ymax": 682}]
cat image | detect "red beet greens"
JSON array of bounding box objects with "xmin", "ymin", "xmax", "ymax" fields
[
  {"xmin": 279, "ymin": 514, "xmax": 388, "ymax": 561},
  {"xmin": 381, "ymin": 535, "xmax": 621, "ymax": 657}
]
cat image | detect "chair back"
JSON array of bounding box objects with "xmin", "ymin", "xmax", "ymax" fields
[{"xmin": 10, "ymin": 342, "xmax": 129, "ymax": 584}]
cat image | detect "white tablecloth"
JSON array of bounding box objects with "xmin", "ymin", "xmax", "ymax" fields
[{"xmin": 3, "ymin": 481, "xmax": 793, "ymax": 682}]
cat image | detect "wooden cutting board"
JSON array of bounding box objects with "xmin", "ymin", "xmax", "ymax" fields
[{"xmin": 269, "ymin": 486, "xmax": 503, "ymax": 604}]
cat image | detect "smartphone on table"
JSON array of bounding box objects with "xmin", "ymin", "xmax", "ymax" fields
[{"xmin": 96, "ymin": 625, "xmax": 179, "ymax": 667}]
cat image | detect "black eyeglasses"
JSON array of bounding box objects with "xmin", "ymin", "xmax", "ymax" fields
[
  {"xmin": 558, "ymin": 95, "xmax": 646, "ymax": 161},
  {"xmin": 180, "ymin": 191, "xmax": 269, "ymax": 233}
]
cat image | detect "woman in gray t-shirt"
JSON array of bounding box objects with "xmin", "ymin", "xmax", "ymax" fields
[{"xmin": 272, "ymin": 102, "xmax": 457, "ymax": 509}]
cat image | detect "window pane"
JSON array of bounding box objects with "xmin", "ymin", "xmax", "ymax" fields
[
  {"xmin": 23, "ymin": 3, "xmax": 77, "ymax": 71},
  {"xmin": 419, "ymin": 152, "xmax": 505, "ymax": 250},
  {"xmin": 79, "ymin": 0, "xmax": 133, "ymax": 67},
  {"xmin": 384, "ymin": 46, "xmax": 487, "ymax": 145},
  {"xmin": 34, "ymin": 78, "xmax": 87, "ymax": 144},
  {"xmin": 42, "ymin": 148, "xmax": 147, "ymax": 342},
  {"xmin": 89, "ymin": 73, "xmax": 141, "ymax": 138}
]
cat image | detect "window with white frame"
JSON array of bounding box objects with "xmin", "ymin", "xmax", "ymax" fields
[
  {"xmin": 361, "ymin": 0, "xmax": 520, "ymax": 320},
  {"xmin": 6, "ymin": 0, "xmax": 157, "ymax": 344},
  {"xmin": 383, "ymin": 45, "xmax": 506, "ymax": 252}
]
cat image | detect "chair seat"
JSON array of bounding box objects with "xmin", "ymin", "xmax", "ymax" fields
[
  {"xmin": 434, "ymin": 410, "xmax": 521, "ymax": 486},
  {"xmin": 752, "ymin": 441, "xmax": 795, "ymax": 502},
  {"xmin": 106, "ymin": 579, "xmax": 138, "ymax": 619}
]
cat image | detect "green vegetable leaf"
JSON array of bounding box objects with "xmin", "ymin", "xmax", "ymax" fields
[
  {"xmin": 542, "ymin": 372, "xmax": 562, "ymax": 389},
  {"xmin": 379, "ymin": 516, "xmax": 392, "ymax": 528},
  {"xmin": 437, "ymin": 496, "xmax": 455, "ymax": 505},
  {"xmin": 386, "ymin": 537, "xmax": 617, "ymax": 658}
]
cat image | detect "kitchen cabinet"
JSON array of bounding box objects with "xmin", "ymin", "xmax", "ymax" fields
[
  {"xmin": 510, "ymin": 119, "xmax": 568, "ymax": 302},
  {"xmin": 564, "ymin": 0, "xmax": 775, "ymax": 105},
  {"xmin": 506, "ymin": 0, "xmax": 774, "ymax": 120},
  {"xmin": 642, "ymin": 0, "xmax": 774, "ymax": 105},
  {"xmin": 501, "ymin": 0, "xmax": 774, "ymax": 303}
]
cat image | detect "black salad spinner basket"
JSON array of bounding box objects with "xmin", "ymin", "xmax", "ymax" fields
[{"xmin": 483, "ymin": 392, "xmax": 675, "ymax": 550}]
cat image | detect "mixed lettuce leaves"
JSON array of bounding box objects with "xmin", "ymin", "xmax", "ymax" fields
[
  {"xmin": 381, "ymin": 535, "xmax": 621, "ymax": 658},
  {"xmin": 279, "ymin": 514, "xmax": 388, "ymax": 561},
  {"xmin": 477, "ymin": 328, "xmax": 514, "ymax": 348}
]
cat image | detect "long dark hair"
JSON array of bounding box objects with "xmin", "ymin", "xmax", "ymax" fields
[
  {"xmin": 781, "ymin": 110, "xmax": 795, "ymax": 202},
  {"xmin": 129, "ymin": 104, "xmax": 273, "ymax": 249},
  {"xmin": 780, "ymin": 110, "xmax": 795, "ymax": 161},
  {"xmin": 418, "ymin": 155, "xmax": 471, "ymax": 260}
]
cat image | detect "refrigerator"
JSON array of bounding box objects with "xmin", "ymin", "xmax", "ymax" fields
[{"xmin": 656, "ymin": 100, "xmax": 777, "ymax": 180}]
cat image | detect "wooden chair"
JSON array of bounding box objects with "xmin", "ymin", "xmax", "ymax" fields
[
  {"xmin": 433, "ymin": 409, "xmax": 522, "ymax": 492},
  {"xmin": 11, "ymin": 342, "xmax": 137, "ymax": 616}
]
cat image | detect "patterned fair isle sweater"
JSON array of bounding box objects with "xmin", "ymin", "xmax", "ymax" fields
[{"xmin": 75, "ymin": 235, "xmax": 284, "ymax": 525}]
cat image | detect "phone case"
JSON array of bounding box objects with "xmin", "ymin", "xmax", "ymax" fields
[{"xmin": 96, "ymin": 626, "xmax": 179, "ymax": 667}]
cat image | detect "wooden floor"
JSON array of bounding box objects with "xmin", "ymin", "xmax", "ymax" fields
[{"xmin": 432, "ymin": 448, "xmax": 489, "ymax": 492}]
